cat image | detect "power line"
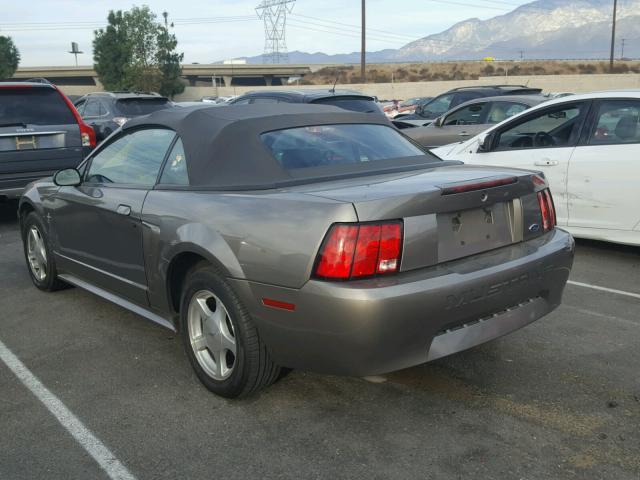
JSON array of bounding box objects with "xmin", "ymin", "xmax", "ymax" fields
[{"xmin": 290, "ymin": 13, "xmax": 417, "ymax": 40}]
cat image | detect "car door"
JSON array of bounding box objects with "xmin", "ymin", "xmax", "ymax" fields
[
  {"xmin": 567, "ymin": 98, "xmax": 640, "ymax": 231},
  {"xmin": 438, "ymin": 101, "xmax": 490, "ymax": 144},
  {"xmin": 51, "ymin": 128, "xmax": 176, "ymax": 306},
  {"xmin": 461, "ymin": 101, "xmax": 590, "ymax": 226}
]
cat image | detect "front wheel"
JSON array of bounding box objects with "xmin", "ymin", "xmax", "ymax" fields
[
  {"xmin": 21, "ymin": 212, "xmax": 65, "ymax": 291},
  {"xmin": 180, "ymin": 263, "xmax": 281, "ymax": 398}
]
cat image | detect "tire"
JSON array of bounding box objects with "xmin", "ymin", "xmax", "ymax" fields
[
  {"xmin": 179, "ymin": 262, "xmax": 281, "ymax": 398},
  {"xmin": 21, "ymin": 212, "xmax": 66, "ymax": 291}
]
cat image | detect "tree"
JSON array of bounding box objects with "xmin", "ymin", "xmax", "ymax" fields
[
  {"xmin": 0, "ymin": 35, "xmax": 20, "ymax": 80},
  {"xmin": 156, "ymin": 14, "xmax": 185, "ymax": 97},
  {"xmin": 93, "ymin": 6, "xmax": 184, "ymax": 96},
  {"xmin": 93, "ymin": 11, "xmax": 132, "ymax": 90}
]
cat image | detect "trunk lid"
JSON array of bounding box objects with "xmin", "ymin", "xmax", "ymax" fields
[{"xmin": 302, "ymin": 165, "xmax": 546, "ymax": 271}]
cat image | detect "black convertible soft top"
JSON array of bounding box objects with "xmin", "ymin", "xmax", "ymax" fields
[{"xmin": 123, "ymin": 104, "xmax": 442, "ymax": 189}]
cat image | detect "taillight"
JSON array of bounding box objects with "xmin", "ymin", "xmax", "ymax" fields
[
  {"xmin": 537, "ymin": 188, "xmax": 556, "ymax": 232},
  {"xmin": 54, "ymin": 85, "xmax": 97, "ymax": 148},
  {"xmin": 79, "ymin": 123, "xmax": 96, "ymax": 148},
  {"xmin": 314, "ymin": 221, "xmax": 403, "ymax": 280}
]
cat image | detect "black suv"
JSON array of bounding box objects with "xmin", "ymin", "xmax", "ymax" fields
[
  {"xmin": 74, "ymin": 92, "xmax": 172, "ymax": 142},
  {"xmin": 395, "ymin": 85, "xmax": 543, "ymax": 127},
  {"xmin": 229, "ymin": 90, "xmax": 384, "ymax": 115},
  {"xmin": 0, "ymin": 82, "xmax": 96, "ymax": 200}
]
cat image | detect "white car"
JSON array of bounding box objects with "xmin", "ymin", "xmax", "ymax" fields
[{"xmin": 432, "ymin": 90, "xmax": 640, "ymax": 246}]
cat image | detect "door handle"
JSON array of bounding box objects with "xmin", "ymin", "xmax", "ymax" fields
[
  {"xmin": 534, "ymin": 158, "xmax": 559, "ymax": 166},
  {"xmin": 116, "ymin": 204, "xmax": 131, "ymax": 216}
]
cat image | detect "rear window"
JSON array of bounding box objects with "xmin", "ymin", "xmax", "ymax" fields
[
  {"xmin": 115, "ymin": 98, "xmax": 170, "ymax": 116},
  {"xmin": 311, "ymin": 97, "xmax": 382, "ymax": 114},
  {"xmin": 0, "ymin": 87, "xmax": 76, "ymax": 126},
  {"xmin": 261, "ymin": 124, "xmax": 426, "ymax": 170}
]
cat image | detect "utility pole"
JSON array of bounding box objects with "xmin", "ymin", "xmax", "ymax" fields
[
  {"xmin": 609, "ymin": 0, "xmax": 617, "ymax": 72},
  {"xmin": 361, "ymin": 0, "xmax": 366, "ymax": 83},
  {"xmin": 620, "ymin": 38, "xmax": 626, "ymax": 59}
]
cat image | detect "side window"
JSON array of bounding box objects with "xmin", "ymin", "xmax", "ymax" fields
[
  {"xmin": 443, "ymin": 102, "xmax": 487, "ymax": 126},
  {"xmin": 86, "ymin": 129, "xmax": 175, "ymax": 186},
  {"xmin": 83, "ymin": 99, "xmax": 101, "ymax": 118},
  {"xmin": 451, "ymin": 92, "xmax": 482, "ymax": 107},
  {"xmin": 421, "ymin": 94, "xmax": 455, "ymax": 117},
  {"xmin": 486, "ymin": 102, "xmax": 528, "ymax": 124},
  {"xmin": 233, "ymin": 98, "xmax": 251, "ymax": 105},
  {"xmin": 495, "ymin": 104, "xmax": 585, "ymax": 150},
  {"xmin": 159, "ymin": 138, "xmax": 189, "ymax": 185},
  {"xmin": 589, "ymin": 100, "xmax": 640, "ymax": 145}
]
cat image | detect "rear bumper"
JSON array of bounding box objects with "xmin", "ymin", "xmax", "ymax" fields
[{"xmin": 231, "ymin": 228, "xmax": 575, "ymax": 376}]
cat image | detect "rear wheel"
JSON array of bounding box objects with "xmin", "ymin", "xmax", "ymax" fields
[
  {"xmin": 22, "ymin": 212, "xmax": 65, "ymax": 291},
  {"xmin": 180, "ymin": 263, "xmax": 281, "ymax": 398}
]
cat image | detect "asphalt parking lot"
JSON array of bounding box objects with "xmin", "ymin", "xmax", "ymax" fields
[{"xmin": 0, "ymin": 199, "xmax": 638, "ymax": 480}]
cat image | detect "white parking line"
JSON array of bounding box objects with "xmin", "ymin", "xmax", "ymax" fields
[
  {"xmin": 567, "ymin": 280, "xmax": 640, "ymax": 300},
  {"xmin": 0, "ymin": 339, "xmax": 137, "ymax": 480},
  {"xmin": 565, "ymin": 304, "xmax": 639, "ymax": 327}
]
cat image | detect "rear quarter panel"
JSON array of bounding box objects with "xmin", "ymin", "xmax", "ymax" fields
[{"xmin": 141, "ymin": 189, "xmax": 357, "ymax": 311}]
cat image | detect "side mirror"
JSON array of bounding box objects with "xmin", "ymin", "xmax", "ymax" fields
[
  {"xmin": 478, "ymin": 133, "xmax": 494, "ymax": 153},
  {"xmin": 415, "ymin": 104, "xmax": 424, "ymax": 117},
  {"xmin": 433, "ymin": 116, "xmax": 444, "ymax": 127},
  {"xmin": 53, "ymin": 168, "xmax": 82, "ymax": 187}
]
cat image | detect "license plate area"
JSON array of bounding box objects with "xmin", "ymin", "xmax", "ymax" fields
[
  {"xmin": 0, "ymin": 133, "xmax": 65, "ymax": 152},
  {"xmin": 437, "ymin": 203, "xmax": 513, "ymax": 263}
]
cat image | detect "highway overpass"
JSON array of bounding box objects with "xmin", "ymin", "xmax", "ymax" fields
[{"xmin": 11, "ymin": 64, "xmax": 313, "ymax": 88}]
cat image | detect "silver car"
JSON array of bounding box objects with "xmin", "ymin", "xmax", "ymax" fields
[
  {"xmin": 405, "ymin": 95, "xmax": 549, "ymax": 149},
  {"xmin": 19, "ymin": 104, "xmax": 574, "ymax": 398}
]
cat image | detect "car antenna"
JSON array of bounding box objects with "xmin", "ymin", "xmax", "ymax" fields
[{"xmin": 329, "ymin": 75, "xmax": 339, "ymax": 94}]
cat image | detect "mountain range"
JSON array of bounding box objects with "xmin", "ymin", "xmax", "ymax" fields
[{"xmin": 234, "ymin": 0, "xmax": 640, "ymax": 64}]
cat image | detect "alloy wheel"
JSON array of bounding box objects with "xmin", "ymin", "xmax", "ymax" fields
[
  {"xmin": 187, "ymin": 290, "xmax": 237, "ymax": 380},
  {"xmin": 27, "ymin": 226, "xmax": 47, "ymax": 282}
]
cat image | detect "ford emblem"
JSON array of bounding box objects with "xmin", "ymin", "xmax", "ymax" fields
[{"xmin": 529, "ymin": 223, "xmax": 540, "ymax": 232}]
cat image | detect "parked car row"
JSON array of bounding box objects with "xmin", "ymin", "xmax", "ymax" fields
[{"xmin": 3, "ymin": 80, "xmax": 639, "ymax": 248}]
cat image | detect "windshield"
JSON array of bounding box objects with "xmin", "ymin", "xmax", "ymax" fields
[
  {"xmin": 0, "ymin": 87, "xmax": 76, "ymax": 126},
  {"xmin": 311, "ymin": 97, "xmax": 383, "ymax": 114},
  {"xmin": 116, "ymin": 98, "xmax": 170, "ymax": 116},
  {"xmin": 261, "ymin": 124, "xmax": 429, "ymax": 170}
]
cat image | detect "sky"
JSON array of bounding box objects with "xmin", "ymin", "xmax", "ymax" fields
[{"xmin": 1, "ymin": 0, "xmax": 533, "ymax": 66}]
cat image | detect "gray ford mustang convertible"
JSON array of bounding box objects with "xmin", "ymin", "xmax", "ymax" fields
[{"xmin": 19, "ymin": 104, "xmax": 574, "ymax": 398}]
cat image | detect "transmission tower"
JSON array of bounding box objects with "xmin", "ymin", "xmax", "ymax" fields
[{"xmin": 256, "ymin": 0, "xmax": 295, "ymax": 64}]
